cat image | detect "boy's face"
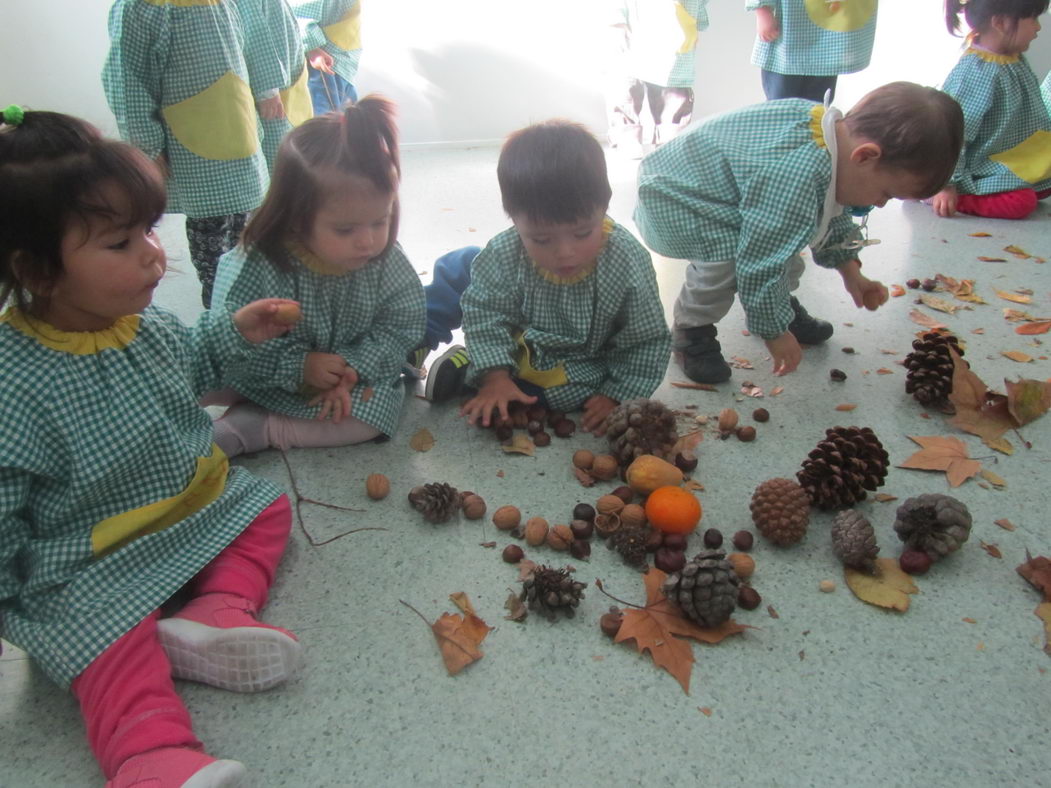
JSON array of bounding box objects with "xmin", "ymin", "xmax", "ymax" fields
[
  {"xmin": 836, "ymin": 162, "xmax": 930, "ymax": 209},
  {"xmin": 512, "ymin": 208, "xmax": 607, "ymax": 279}
]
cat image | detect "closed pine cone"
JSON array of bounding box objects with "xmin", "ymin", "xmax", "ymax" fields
[
  {"xmin": 797, "ymin": 426, "xmax": 889, "ymax": 510},
  {"xmin": 750, "ymin": 478, "xmax": 810, "ymax": 545},
  {"xmin": 831, "ymin": 509, "xmax": 879, "ymax": 570},
  {"xmin": 407, "ymin": 482, "xmax": 461, "ymax": 523},
  {"xmin": 661, "ymin": 549, "xmax": 740, "ymax": 628},
  {"xmin": 904, "ymin": 332, "xmax": 965, "ymax": 407},
  {"xmin": 604, "ymin": 398, "xmax": 678, "ymax": 467},
  {"xmin": 893, "ymin": 493, "xmax": 971, "ymax": 560}
]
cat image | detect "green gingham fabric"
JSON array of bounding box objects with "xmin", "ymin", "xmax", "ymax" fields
[
  {"xmin": 620, "ymin": 0, "xmax": 709, "ymax": 88},
  {"xmin": 102, "ymin": 0, "xmax": 269, "ymax": 219},
  {"xmin": 745, "ymin": 0, "xmax": 877, "ymax": 77},
  {"xmin": 462, "ymin": 221, "xmax": 672, "ymax": 410},
  {"xmin": 942, "ymin": 49, "xmax": 1051, "ymax": 196},
  {"xmin": 634, "ymin": 99, "xmax": 863, "ymax": 340},
  {"xmin": 292, "ymin": 0, "xmax": 362, "ymax": 86},
  {"xmin": 213, "ymin": 242, "xmax": 425, "ymax": 436},
  {"xmin": 1042, "ymin": 70, "xmax": 1051, "ymax": 113},
  {"xmin": 0, "ymin": 305, "xmax": 282, "ymax": 687}
]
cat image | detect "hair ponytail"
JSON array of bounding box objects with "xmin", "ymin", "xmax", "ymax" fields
[
  {"xmin": 945, "ymin": 0, "xmax": 1050, "ymax": 36},
  {"xmin": 339, "ymin": 95, "xmax": 400, "ymax": 197}
]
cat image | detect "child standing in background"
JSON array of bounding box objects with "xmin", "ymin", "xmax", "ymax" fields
[
  {"xmin": 747, "ymin": 0, "xmax": 879, "ymax": 102},
  {"xmin": 0, "ymin": 108, "xmax": 302, "ymax": 787},
  {"xmin": 932, "ymin": 0, "xmax": 1051, "ymax": 220},
  {"xmin": 421, "ymin": 120, "xmax": 671, "ymax": 435},
  {"xmin": 102, "ymin": 0, "xmax": 270, "ymax": 308},
  {"xmin": 605, "ymin": 0, "xmax": 709, "ymax": 156},
  {"xmin": 293, "ymin": 0, "xmax": 363, "ymax": 115},
  {"xmin": 211, "ymin": 96, "xmax": 425, "ymax": 457},
  {"xmin": 635, "ymin": 82, "xmax": 963, "ymax": 383}
]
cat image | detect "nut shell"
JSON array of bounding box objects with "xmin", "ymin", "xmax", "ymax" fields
[
  {"xmin": 365, "ymin": 473, "xmax": 390, "ymax": 500},
  {"xmin": 596, "ymin": 494, "xmax": 626, "ymax": 516},
  {"xmin": 462, "ymin": 495, "xmax": 487, "ymax": 520},
  {"xmin": 546, "ymin": 524, "xmax": 573, "ymax": 551},
  {"xmin": 492, "ymin": 505, "xmax": 521, "ymax": 531},
  {"xmin": 589, "ymin": 454, "xmax": 619, "ymax": 481},
  {"xmin": 524, "ymin": 517, "xmax": 549, "ymax": 546},
  {"xmin": 718, "ymin": 408, "xmax": 739, "ymax": 434},
  {"xmin": 572, "ymin": 449, "xmax": 595, "ymax": 470},
  {"xmin": 620, "ymin": 503, "xmax": 647, "ymax": 529}
]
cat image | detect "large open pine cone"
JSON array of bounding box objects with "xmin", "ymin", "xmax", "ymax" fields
[
  {"xmin": 521, "ymin": 565, "xmax": 587, "ymax": 620},
  {"xmin": 905, "ymin": 332, "xmax": 965, "ymax": 406},
  {"xmin": 750, "ymin": 478, "xmax": 810, "ymax": 545},
  {"xmin": 831, "ymin": 509, "xmax": 879, "ymax": 571},
  {"xmin": 893, "ymin": 493, "xmax": 971, "ymax": 560},
  {"xmin": 661, "ymin": 549, "xmax": 739, "ymax": 628},
  {"xmin": 797, "ymin": 426, "xmax": 888, "ymax": 510},
  {"xmin": 407, "ymin": 482, "xmax": 461, "ymax": 523},
  {"xmin": 604, "ymin": 398, "xmax": 678, "ymax": 467}
]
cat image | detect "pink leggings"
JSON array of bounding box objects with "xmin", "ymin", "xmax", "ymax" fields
[
  {"xmin": 70, "ymin": 495, "xmax": 292, "ymax": 779},
  {"xmin": 956, "ymin": 188, "xmax": 1051, "ymax": 220}
]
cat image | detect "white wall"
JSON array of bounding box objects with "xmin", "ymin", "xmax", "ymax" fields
[{"xmin": 1, "ymin": 0, "xmax": 1050, "ymax": 145}]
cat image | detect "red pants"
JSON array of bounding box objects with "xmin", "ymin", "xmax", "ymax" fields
[
  {"xmin": 70, "ymin": 495, "xmax": 292, "ymax": 779},
  {"xmin": 956, "ymin": 188, "xmax": 1051, "ymax": 220}
]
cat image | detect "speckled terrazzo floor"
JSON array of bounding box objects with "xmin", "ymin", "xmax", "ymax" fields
[{"xmin": 2, "ymin": 145, "xmax": 1050, "ymax": 788}]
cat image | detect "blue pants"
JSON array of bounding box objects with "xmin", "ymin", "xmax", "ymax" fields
[
  {"xmin": 423, "ymin": 246, "xmax": 480, "ymax": 349},
  {"xmin": 308, "ymin": 67, "xmax": 358, "ymax": 115},
  {"xmin": 761, "ymin": 70, "xmax": 837, "ymax": 103}
]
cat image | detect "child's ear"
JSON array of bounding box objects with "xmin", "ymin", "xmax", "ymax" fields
[
  {"xmin": 850, "ymin": 142, "xmax": 883, "ymax": 166},
  {"xmin": 9, "ymin": 251, "xmax": 52, "ymax": 297}
]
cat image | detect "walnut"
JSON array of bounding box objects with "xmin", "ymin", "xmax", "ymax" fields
[
  {"xmin": 365, "ymin": 473, "xmax": 390, "ymax": 500},
  {"xmin": 546, "ymin": 524, "xmax": 573, "ymax": 551},
  {"xmin": 524, "ymin": 517, "xmax": 549, "ymax": 546},
  {"xmin": 492, "ymin": 505, "xmax": 521, "ymax": 531},
  {"xmin": 590, "ymin": 454, "xmax": 619, "ymax": 481},
  {"xmin": 596, "ymin": 494, "xmax": 626, "ymax": 516}
]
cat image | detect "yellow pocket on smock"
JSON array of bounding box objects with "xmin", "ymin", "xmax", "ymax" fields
[
  {"xmin": 323, "ymin": 4, "xmax": 362, "ymax": 51},
  {"xmin": 162, "ymin": 71, "xmax": 258, "ymax": 161},
  {"xmin": 804, "ymin": 0, "xmax": 876, "ymax": 32},
  {"xmin": 990, "ymin": 131, "xmax": 1051, "ymax": 184}
]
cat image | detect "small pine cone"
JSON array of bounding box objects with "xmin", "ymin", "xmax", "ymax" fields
[
  {"xmin": 893, "ymin": 493, "xmax": 971, "ymax": 560},
  {"xmin": 831, "ymin": 509, "xmax": 879, "ymax": 571},
  {"xmin": 607, "ymin": 526, "xmax": 651, "ymax": 569},
  {"xmin": 604, "ymin": 398, "xmax": 678, "ymax": 468},
  {"xmin": 661, "ymin": 549, "xmax": 740, "ymax": 628},
  {"xmin": 749, "ymin": 478, "xmax": 810, "ymax": 545},
  {"xmin": 904, "ymin": 332, "xmax": 965, "ymax": 407},
  {"xmin": 520, "ymin": 565, "xmax": 587, "ymax": 621},
  {"xmin": 407, "ymin": 482, "xmax": 461, "ymax": 523},
  {"xmin": 797, "ymin": 426, "xmax": 889, "ymax": 510}
]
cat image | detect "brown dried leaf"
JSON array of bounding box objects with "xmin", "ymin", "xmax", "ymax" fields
[
  {"xmin": 1017, "ymin": 553, "xmax": 1051, "ymax": 602},
  {"xmin": 410, "ymin": 428, "xmax": 436, "ymax": 452},
  {"xmin": 1004, "ymin": 308, "xmax": 1037, "ymax": 322},
  {"xmin": 683, "ymin": 479, "xmax": 705, "ymax": 492},
  {"xmin": 844, "ymin": 557, "xmax": 919, "ymax": 612},
  {"xmin": 962, "ymin": 617, "xmax": 978, "ymax": 624},
  {"xmin": 504, "ymin": 591, "xmax": 528, "ymax": 622},
  {"xmin": 980, "ymin": 541, "xmax": 1003, "ymax": 559},
  {"xmin": 890, "ymin": 284, "xmax": 906, "ymax": 297},
  {"xmin": 873, "ymin": 493, "xmax": 898, "ymax": 502},
  {"xmin": 767, "ymin": 605, "xmax": 779, "ymax": 619},
  {"xmin": 947, "ymin": 346, "xmax": 1017, "ymax": 445},
  {"xmin": 909, "ymin": 309, "xmax": 948, "ymax": 330},
  {"xmin": 898, "ymin": 435, "xmax": 982, "ymax": 487},
  {"xmin": 1004, "ymin": 244, "xmax": 1032, "ymax": 259},
  {"xmin": 1016, "ymin": 320, "xmax": 1051, "ymax": 335},
  {"xmin": 876, "ymin": 368, "xmax": 894, "ymax": 375},
  {"xmin": 500, "ymin": 434, "xmax": 535, "ymax": 456},
  {"xmin": 996, "ymin": 290, "xmax": 1033, "ymax": 304},
  {"xmin": 969, "ymin": 231, "xmax": 993, "ymax": 237},
  {"xmin": 517, "ymin": 559, "xmax": 537, "ymax": 581},
  {"xmin": 671, "ymin": 381, "xmax": 718, "ymax": 391},
  {"xmin": 994, "ymin": 518, "xmax": 1016, "ymax": 531},
  {"xmin": 770, "ymin": 386, "xmax": 785, "ymax": 396},
  {"xmin": 1005, "ymin": 378, "xmax": 1051, "ymax": 425},
  {"xmin": 1002, "ymin": 350, "xmax": 1034, "ymax": 363},
  {"xmin": 698, "ymin": 706, "xmax": 713, "ymax": 717},
  {"xmin": 835, "ymin": 403, "xmax": 857, "ymax": 412},
  {"xmin": 978, "ymin": 256, "xmax": 1008, "ymax": 262},
  {"xmin": 729, "ymin": 356, "xmax": 754, "ymax": 370},
  {"xmin": 671, "ymin": 430, "xmax": 703, "ymax": 456},
  {"xmin": 920, "ymin": 294, "xmax": 963, "ymax": 314},
  {"xmin": 572, "ymin": 467, "xmax": 596, "ymax": 487}
]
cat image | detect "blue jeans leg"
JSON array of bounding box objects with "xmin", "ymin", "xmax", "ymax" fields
[
  {"xmin": 308, "ymin": 67, "xmax": 359, "ymax": 115},
  {"xmin": 761, "ymin": 70, "xmax": 838, "ymax": 103},
  {"xmin": 424, "ymin": 246, "xmax": 481, "ymax": 349}
]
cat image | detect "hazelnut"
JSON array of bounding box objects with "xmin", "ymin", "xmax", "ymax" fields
[
  {"xmin": 600, "ymin": 609, "xmax": 624, "ymax": 638},
  {"xmin": 572, "ymin": 503, "xmax": 596, "ymax": 522},
  {"xmin": 737, "ymin": 586, "xmax": 762, "ymax": 610},
  {"xmin": 662, "ymin": 533, "xmax": 688, "ymax": 552},
  {"xmin": 718, "ymin": 408, "xmax": 739, "ymax": 434},
  {"xmin": 569, "ymin": 539, "xmax": 591, "ymax": 560},
  {"xmin": 524, "ymin": 517, "xmax": 549, "ymax": 546},
  {"xmin": 620, "ymin": 503, "xmax": 647, "ymax": 529},
  {"xmin": 899, "ymin": 549, "xmax": 933, "ymax": 575},
  {"xmin": 921, "ymin": 278, "xmax": 938, "ymax": 292},
  {"xmin": 527, "ymin": 420, "xmax": 543, "ymax": 435},
  {"xmin": 570, "ymin": 519, "xmax": 594, "ymax": 540},
  {"xmin": 644, "ymin": 528, "xmax": 665, "ymax": 553},
  {"xmin": 703, "ymin": 528, "xmax": 723, "ymax": 548},
  {"xmin": 546, "ymin": 524, "xmax": 573, "ymax": 551},
  {"xmin": 502, "ymin": 544, "xmax": 524, "ymax": 563},
  {"xmin": 462, "ymin": 494, "xmax": 486, "ymax": 520},
  {"xmin": 492, "ymin": 505, "xmax": 521, "ymax": 531},
  {"xmin": 572, "ymin": 449, "xmax": 595, "ymax": 470},
  {"xmin": 546, "ymin": 410, "xmax": 565, "ymax": 427},
  {"xmin": 526, "ymin": 404, "xmax": 548, "ymax": 422},
  {"xmin": 674, "ymin": 451, "xmax": 698, "ymax": 472},
  {"xmin": 611, "ymin": 485, "xmax": 634, "ymax": 504},
  {"xmin": 727, "ymin": 552, "xmax": 755, "ymax": 579},
  {"xmin": 533, "ymin": 431, "xmax": 551, "ymax": 447},
  {"xmin": 654, "ymin": 547, "xmax": 686, "ymax": 573},
  {"xmin": 495, "ymin": 424, "xmax": 513, "ymax": 441},
  {"xmin": 594, "ymin": 512, "xmax": 622, "ymax": 538},
  {"xmin": 365, "ymin": 473, "xmax": 390, "ymax": 500},
  {"xmin": 590, "ymin": 454, "xmax": 619, "ymax": 480},
  {"xmin": 732, "ymin": 530, "xmax": 754, "ymax": 551},
  {"xmin": 906, "ymin": 278, "xmax": 921, "ymax": 289},
  {"xmin": 596, "ymin": 494, "xmax": 626, "ymax": 516},
  {"xmin": 752, "ymin": 408, "xmax": 769, "ymax": 423},
  {"xmin": 736, "ymin": 426, "xmax": 757, "ymax": 442},
  {"xmin": 819, "ymin": 579, "xmax": 837, "ymax": 593},
  {"xmin": 554, "ymin": 419, "xmax": 576, "ymax": 438}
]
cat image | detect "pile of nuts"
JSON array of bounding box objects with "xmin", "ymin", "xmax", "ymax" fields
[
  {"xmin": 716, "ymin": 407, "xmax": 766, "ymax": 442},
  {"xmin": 492, "ymin": 402, "xmax": 577, "ymax": 448}
]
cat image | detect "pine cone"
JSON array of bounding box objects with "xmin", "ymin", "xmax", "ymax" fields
[
  {"xmin": 750, "ymin": 478, "xmax": 810, "ymax": 545},
  {"xmin": 407, "ymin": 482, "xmax": 461, "ymax": 523},
  {"xmin": 604, "ymin": 398, "xmax": 678, "ymax": 468},
  {"xmin": 831, "ymin": 509, "xmax": 879, "ymax": 571},
  {"xmin": 893, "ymin": 493, "xmax": 971, "ymax": 560},
  {"xmin": 661, "ymin": 549, "xmax": 740, "ymax": 628},
  {"xmin": 904, "ymin": 332, "xmax": 965, "ymax": 407},
  {"xmin": 797, "ymin": 426, "xmax": 889, "ymax": 510},
  {"xmin": 520, "ymin": 565, "xmax": 587, "ymax": 620},
  {"xmin": 607, "ymin": 526, "xmax": 650, "ymax": 569}
]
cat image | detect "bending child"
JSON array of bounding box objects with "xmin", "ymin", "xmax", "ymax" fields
[
  {"xmin": 0, "ymin": 107, "xmax": 302, "ymax": 787},
  {"xmin": 419, "ymin": 120, "xmax": 671, "ymax": 436},
  {"xmin": 635, "ymin": 81, "xmax": 963, "ymax": 383},
  {"xmin": 932, "ymin": 0, "xmax": 1051, "ymax": 220},
  {"xmin": 211, "ymin": 96, "xmax": 425, "ymax": 457}
]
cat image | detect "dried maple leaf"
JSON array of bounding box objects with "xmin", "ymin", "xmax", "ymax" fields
[
  {"xmin": 1002, "ymin": 350, "xmax": 1034, "ymax": 363},
  {"xmin": 920, "ymin": 294, "xmax": 963, "ymax": 314},
  {"xmin": 947, "ymin": 347, "xmax": 1017, "ymax": 447},
  {"xmin": 613, "ymin": 569, "xmax": 747, "ymax": 694},
  {"xmin": 898, "ymin": 435, "xmax": 982, "ymax": 487},
  {"xmin": 909, "ymin": 309, "xmax": 948, "ymax": 331},
  {"xmin": 410, "ymin": 428, "xmax": 436, "ymax": 452},
  {"xmin": 1016, "ymin": 320, "xmax": 1051, "ymax": 335},
  {"xmin": 402, "ymin": 596, "xmax": 491, "ymax": 676},
  {"xmin": 996, "ymin": 290, "xmax": 1033, "ymax": 304},
  {"xmin": 844, "ymin": 557, "xmax": 919, "ymax": 612},
  {"xmin": 1005, "ymin": 378, "xmax": 1051, "ymax": 425},
  {"xmin": 1017, "ymin": 552, "xmax": 1051, "ymax": 602},
  {"xmin": 979, "ymin": 541, "xmax": 1003, "ymax": 559},
  {"xmin": 500, "ymin": 434, "xmax": 535, "ymax": 456}
]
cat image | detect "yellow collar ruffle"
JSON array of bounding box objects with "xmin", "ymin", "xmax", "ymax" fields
[
  {"xmin": 287, "ymin": 240, "xmax": 354, "ymax": 276},
  {"xmin": 809, "ymin": 104, "xmax": 828, "ymax": 149},
  {"xmin": 967, "ymin": 46, "xmax": 1020, "ymax": 65},
  {"xmin": 1, "ymin": 308, "xmax": 140, "ymax": 354},
  {"xmin": 531, "ymin": 217, "xmax": 613, "ymax": 285}
]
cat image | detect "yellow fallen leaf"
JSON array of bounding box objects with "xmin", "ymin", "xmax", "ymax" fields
[
  {"xmin": 997, "ymin": 290, "xmax": 1033, "ymax": 304},
  {"xmin": 1003, "ymin": 308, "xmax": 1037, "ymax": 322},
  {"xmin": 920, "ymin": 294, "xmax": 962, "ymax": 314},
  {"xmin": 1004, "ymin": 244, "xmax": 1031, "ymax": 259},
  {"xmin": 844, "ymin": 558, "xmax": 919, "ymax": 612},
  {"xmin": 978, "ymin": 469, "xmax": 1006, "ymax": 488},
  {"xmin": 969, "ymin": 231, "xmax": 992, "ymax": 237},
  {"xmin": 983, "ymin": 436, "xmax": 1014, "ymax": 455},
  {"xmin": 909, "ymin": 309, "xmax": 948, "ymax": 330},
  {"xmin": 410, "ymin": 428, "xmax": 436, "ymax": 452},
  {"xmin": 1002, "ymin": 350, "xmax": 1034, "ymax": 363},
  {"xmin": 500, "ymin": 434, "xmax": 536, "ymax": 456},
  {"xmin": 1036, "ymin": 602, "xmax": 1051, "ymax": 656}
]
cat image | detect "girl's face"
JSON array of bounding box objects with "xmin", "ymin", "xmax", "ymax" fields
[
  {"xmin": 303, "ymin": 177, "xmax": 395, "ymax": 271},
  {"xmin": 989, "ymin": 14, "xmax": 1042, "ymax": 54},
  {"xmin": 511, "ymin": 207, "xmax": 607, "ymax": 280},
  {"xmin": 44, "ymin": 182, "xmax": 166, "ymax": 331},
  {"xmin": 1008, "ymin": 15, "xmax": 1042, "ymax": 53}
]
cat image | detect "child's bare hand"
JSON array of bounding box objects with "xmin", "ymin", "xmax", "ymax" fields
[
  {"xmin": 256, "ymin": 95, "xmax": 286, "ymax": 120},
  {"xmin": 838, "ymin": 260, "xmax": 888, "ymax": 310},
  {"xmin": 232, "ymin": 298, "xmax": 301, "ymax": 343},
  {"xmin": 765, "ymin": 332, "xmax": 802, "ymax": 376},
  {"xmin": 582, "ymin": 394, "xmax": 618, "ymax": 435},
  {"xmin": 304, "ymin": 352, "xmax": 348, "ymax": 390},
  {"xmin": 307, "ymin": 48, "xmax": 335, "ymax": 74},
  {"xmin": 309, "ymin": 369, "xmax": 357, "ymax": 423},
  {"xmin": 755, "ymin": 7, "xmax": 781, "ymax": 41},
  {"xmin": 932, "ymin": 186, "xmax": 958, "ymax": 217},
  {"xmin": 460, "ymin": 370, "xmax": 537, "ymax": 427}
]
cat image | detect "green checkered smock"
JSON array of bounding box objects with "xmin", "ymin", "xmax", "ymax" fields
[
  {"xmin": 102, "ymin": 0, "xmax": 268, "ymax": 219},
  {"xmin": 462, "ymin": 221, "xmax": 671, "ymax": 411},
  {"xmin": 213, "ymin": 242, "xmax": 425, "ymax": 437},
  {"xmin": 941, "ymin": 49, "xmax": 1051, "ymax": 196},
  {"xmin": 1043, "ymin": 70, "xmax": 1051, "ymax": 113},
  {"xmin": 292, "ymin": 0, "xmax": 362, "ymax": 87},
  {"xmin": 619, "ymin": 0, "xmax": 709, "ymax": 88},
  {"xmin": 634, "ymin": 100, "xmax": 864, "ymax": 339},
  {"xmin": 0, "ymin": 306, "xmax": 283, "ymax": 688},
  {"xmin": 746, "ymin": 0, "xmax": 877, "ymax": 77}
]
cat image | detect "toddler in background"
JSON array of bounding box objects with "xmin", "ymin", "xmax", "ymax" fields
[
  {"xmin": 293, "ymin": 0, "xmax": 363, "ymax": 114},
  {"xmin": 420, "ymin": 120, "xmax": 671, "ymax": 435},
  {"xmin": 0, "ymin": 107, "xmax": 301, "ymax": 787},
  {"xmin": 933, "ymin": 0, "xmax": 1051, "ymax": 220},
  {"xmin": 102, "ymin": 0, "xmax": 270, "ymax": 307},
  {"xmin": 635, "ymin": 82, "xmax": 963, "ymax": 383},
  {"xmin": 211, "ymin": 96, "xmax": 425, "ymax": 457},
  {"xmin": 747, "ymin": 0, "xmax": 879, "ymax": 102}
]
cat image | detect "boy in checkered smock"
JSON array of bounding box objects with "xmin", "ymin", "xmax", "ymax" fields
[
  {"xmin": 931, "ymin": 0, "xmax": 1051, "ymax": 220},
  {"xmin": 0, "ymin": 108, "xmax": 303, "ymax": 787},
  {"xmin": 293, "ymin": 0, "xmax": 362, "ymax": 114},
  {"xmin": 420, "ymin": 121, "xmax": 671, "ymax": 436},
  {"xmin": 747, "ymin": 0, "xmax": 878, "ymax": 102},
  {"xmin": 605, "ymin": 0, "xmax": 709, "ymax": 155},
  {"xmin": 103, "ymin": 0, "xmax": 270, "ymax": 308},
  {"xmin": 635, "ymin": 83, "xmax": 963, "ymax": 384}
]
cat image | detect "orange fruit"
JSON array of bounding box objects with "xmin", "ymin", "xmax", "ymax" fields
[{"xmin": 645, "ymin": 485, "xmax": 702, "ymax": 534}]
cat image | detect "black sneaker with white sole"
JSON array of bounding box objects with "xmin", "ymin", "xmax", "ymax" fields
[{"xmin": 425, "ymin": 344, "xmax": 470, "ymax": 402}]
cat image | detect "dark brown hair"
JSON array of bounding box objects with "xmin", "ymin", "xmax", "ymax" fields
[
  {"xmin": 242, "ymin": 95, "xmax": 400, "ymax": 268},
  {"xmin": 497, "ymin": 120, "xmax": 612, "ymax": 224},
  {"xmin": 844, "ymin": 82, "xmax": 965, "ymax": 198},
  {"xmin": 0, "ymin": 110, "xmax": 165, "ymax": 312},
  {"xmin": 945, "ymin": 0, "xmax": 1049, "ymax": 36}
]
